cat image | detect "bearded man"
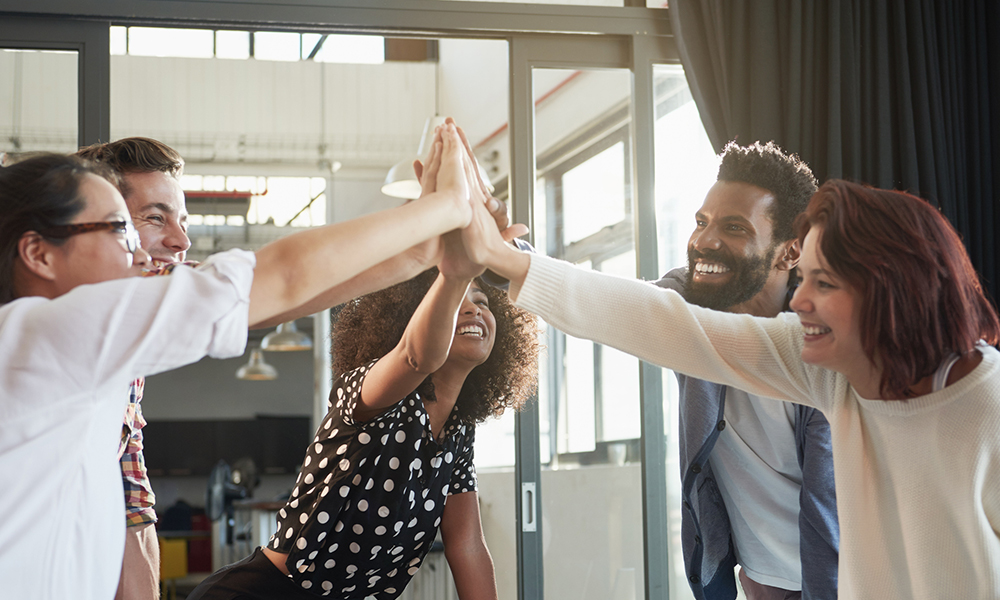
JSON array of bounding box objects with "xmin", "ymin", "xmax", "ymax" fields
[{"xmin": 656, "ymin": 141, "xmax": 839, "ymax": 600}]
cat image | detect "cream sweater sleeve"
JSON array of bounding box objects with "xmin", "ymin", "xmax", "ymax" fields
[{"xmin": 515, "ymin": 254, "xmax": 837, "ymax": 410}]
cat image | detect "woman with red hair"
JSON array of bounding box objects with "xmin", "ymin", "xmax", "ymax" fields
[{"xmin": 465, "ymin": 178, "xmax": 1000, "ymax": 599}]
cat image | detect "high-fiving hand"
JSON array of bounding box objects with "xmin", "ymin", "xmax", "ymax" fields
[{"xmin": 413, "ymin": 118, "xmax": 531, "ymax": 292}]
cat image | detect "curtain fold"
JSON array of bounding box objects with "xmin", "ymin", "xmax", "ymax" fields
[{"xmin": 669, "ymin": 0, "xmax": 999, "ymax": 300}]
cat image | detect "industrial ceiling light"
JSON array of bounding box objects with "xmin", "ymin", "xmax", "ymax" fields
[
  {"xmin": 235, "ymin": 348, "xmax": 278, "ymax": 381},
  {"xmin": 382, "ymin": 116, "xmax": 444, "ymax": 200},
  {"xmin": 381, "ymin": 116, "xmax": 494, "ymax": 200},
  {"xmin": 261, "ymin": 321, "xmax": 313, "ymax": 351}
]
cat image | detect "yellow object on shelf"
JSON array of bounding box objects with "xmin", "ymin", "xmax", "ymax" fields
[{"xmin": 159, "ymin": 537, "xmax": 188, "ymax": 579}]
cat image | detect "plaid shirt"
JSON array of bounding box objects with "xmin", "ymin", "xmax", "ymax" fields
[
  {"xmin": 116, "ymin": 261, "xmax": 197, "ymax": 527},
  {"xmin": 119, "ymin": 378, "xmax": 156, "ymax": 527}
]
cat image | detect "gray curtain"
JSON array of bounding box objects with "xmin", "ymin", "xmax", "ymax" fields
[{"xmin": 669, "ymin": 0, "xmax": 1000, "ymax": 301}]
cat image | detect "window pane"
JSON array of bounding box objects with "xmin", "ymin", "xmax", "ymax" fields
[
  {"xmin": 653, "ymin": 65, "xmax": 718, "ymax": 276},
  {"xmin": 652, "ymin": 63, "xmax": 719, "ymax": 600},
  {"xmin": 110, "ymin": 26, "xmax": 127, "ymax": 55},
  {"xmin": 598, "ymin": 250, "xmax": 640, "ymax": 442},
  {"xmin": 128, "ymin": 27, "xmax": 214, "ymax": 58},
  {"xmin": 564, "ymin": 333, "xmax": 597, "ymax": 453},
  {"xmin": 534, "ymin": 65, "xmax": 644, "ymax": 600},
  {"xmin": 216, "ymin": 30, "xmax": 250, "ymax": 60},
  {"xmin": 253, "ymin": 31, "xmax": 301, "ymax": 62},
  {"xmin": 0, "ymin": 49, "xmax": 78, "ymax": 156},
  {"xmin": 301, "ymin": 33, "xmax": 323, "ymax": 59},
  {"xmin": 562, "ymin": 142, "xmax": 626, "ymax": 243},
  {"xmin": 314, "ymin": 34, "xmax": 385, "ymax": 65}
]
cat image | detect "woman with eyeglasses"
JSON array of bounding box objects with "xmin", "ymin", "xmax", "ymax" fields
[
  {"xmin": 0, "ymin": 124, "xmax": 494, "ymax": 600},
  {"xmin": 461, "ymin": 179, "xmax": 1000, "ymax": 599}
]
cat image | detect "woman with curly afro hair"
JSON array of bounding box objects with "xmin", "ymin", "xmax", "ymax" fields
[
  {"xmin": 190, "ymin": 261, "xmax": 539, "ymax": 600},
  {"xmin": 331, "ymin": 267, "xmax": 539, "ymax": 424}
]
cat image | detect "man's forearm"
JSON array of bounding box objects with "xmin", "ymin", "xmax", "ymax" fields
[
  {"xmin": 250, "ymin": 246, "xmax": 437, "ymax": 329},
  {"xmin": 249, "ymin": 191, "xmax": 462, "ymax": 326}
]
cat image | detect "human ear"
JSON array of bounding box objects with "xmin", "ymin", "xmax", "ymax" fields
[
  {"xmin": 775, "ymin": 239, "xmax": 801, "ymax": 271},
  {"xmin": 17, "ymin": 232, "xmax": 59, "ymax": 282}
]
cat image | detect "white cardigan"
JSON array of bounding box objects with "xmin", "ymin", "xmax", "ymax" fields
[{"xmin": 515, "ymin": 253, "xmax": 1000, "ymax": 600}]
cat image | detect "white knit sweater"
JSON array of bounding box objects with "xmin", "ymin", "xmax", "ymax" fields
[{"xmin": 516, "ymin": 254, "xmax": 1000, "ymax": 600}]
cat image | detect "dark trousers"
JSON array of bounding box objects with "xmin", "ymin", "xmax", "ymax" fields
[{"xmin": 186, "ymin": 547, "xmax": 318, "ymax": 600}]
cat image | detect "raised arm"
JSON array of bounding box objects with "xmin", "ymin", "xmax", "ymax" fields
[
  {"xmin": 354, "ymin": 271, "xmax": 474, "ymax": 420},
  {"xmin": 251, "ymin": 122, "xmax": 525, "ymax": 329},
  {"xmin": 247, "ymin": 124, "xmax": 470, "ymax": 327},
  {"xmin": 352, "ymin": 148, "xmax": 492, "ymax": 419}
]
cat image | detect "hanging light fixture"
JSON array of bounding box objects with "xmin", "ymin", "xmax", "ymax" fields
[
  {"xmin": 261, "ymin": 321, "xmax": 313, "ymax": 352},
  {"xmin": 381, "ymin": 116, "xmax": 494, "ymax": 200},
  {"xmin": 235, "ymin": 348, "xmax": 278, "ymax": 381},
  {"xmin": 382, "ymin": 116, "xmax": 445, "ymax": 200}
]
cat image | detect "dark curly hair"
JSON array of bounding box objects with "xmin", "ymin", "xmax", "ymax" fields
[
  {"xmin": 718, "ymin": 140, "xmax": 817, "ymax": 244},
  {"xmin": 331, "ymin": 268, "xmax": 540, "ymax": 424}
]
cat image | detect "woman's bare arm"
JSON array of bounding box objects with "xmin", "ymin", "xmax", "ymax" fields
[
  {"xmin": 247, "ymin": 124, "xmax": 470, "ymax": 327},
  {"xmin": 441, "ymin": 492, "xmax": 499, "ymax": 600}
]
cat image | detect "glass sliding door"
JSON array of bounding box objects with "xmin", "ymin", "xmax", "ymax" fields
[
  {"xmin": 509, "ymin": 34, "xmax": 720, "ymax": 600},
  {"xmin": 532, "ymin": 65, "xmax": 645, "ymax": 600},
  {"xmin": 648, "ymin": 63, "xmax": 720, "ymax": 600}
]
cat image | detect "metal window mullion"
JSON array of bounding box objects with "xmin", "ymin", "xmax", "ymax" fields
[
  {"xmin": 510, "ymin": 34, "xmax": 543, "ymax": 600},
  {"xmin": 546, "ymin": 173, "xmax": 563, "ymax": 463},
  {"xmin": 631, "ymin": 33, "xmax": 669, "ymax": 600},
  {"xmin": 79, "ymin": 20, "xmax": 110, "ymax": 146}
]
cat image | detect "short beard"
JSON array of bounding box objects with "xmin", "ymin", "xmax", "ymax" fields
[{"xmin": 684, "ymin": 244, "xmax": 777, "ymax": 311}]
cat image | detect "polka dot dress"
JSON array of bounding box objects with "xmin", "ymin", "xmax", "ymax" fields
[{"xmin": 269, "ymin": 360, "xmax": 477, "ymax": 598}]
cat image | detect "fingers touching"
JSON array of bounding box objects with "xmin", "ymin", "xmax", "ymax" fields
[{"xmin": 411, "ymin": 119, "xmax": 527, "ymax": 277}]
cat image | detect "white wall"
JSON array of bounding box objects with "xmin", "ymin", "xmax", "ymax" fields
[
  {"xmin": 110, "ymin": 55, "xmax": 437, "ymax": 168},
  {"xmin": 478, "ymin": 464, "xmax": 645, "ymax": 600},
  {"xmin": 141, "ymin": 347, "xmax": 313, "ymax": 421}
]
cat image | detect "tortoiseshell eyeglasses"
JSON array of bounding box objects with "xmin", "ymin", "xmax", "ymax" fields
[{"xmin": 38, "ymin": 220, "xmax": 142, "ymax": 254}]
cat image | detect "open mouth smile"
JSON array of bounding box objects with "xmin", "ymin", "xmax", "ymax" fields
[
  {"xmin": 456, "ymin": 324, "xmax": 485, "ymax": 338},
  {"xmin": 801, "ymin": 324, "xmax": 832, "ymax": 336},
  {"xmin": 693, "ymin": 261, "xmax": 732, "ymax": 276}
]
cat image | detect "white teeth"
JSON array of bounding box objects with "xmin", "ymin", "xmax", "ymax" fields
[
  {"xmin": 695, "ymin": 262, "xmax": 730, "ymax": 274},
  {"xmin": 457, "ymin": 325, "xmax": 484, "ymax": 337},
  {"xmin": 802, "ymin": 325, "xmax": 831, "ymax": 336}
]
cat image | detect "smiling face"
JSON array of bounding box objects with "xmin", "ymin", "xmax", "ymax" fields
[
  {"xmin": 685, "ymin": 181, "xmax": 783, "ymax": 311},
  {"xmin": 47, "ymin": 174, "xmax": 150, "ymax": 296},
  {"xmin": 448, "ymin": 281, "xmax": 497, "ymax": 367},
  {"xmin": 789, "ymin": 226, "xmax": 869, "ymax": 381},
  {"xmin": 122, "ymin": 171, "xmax": 190, "ymax": 265}
]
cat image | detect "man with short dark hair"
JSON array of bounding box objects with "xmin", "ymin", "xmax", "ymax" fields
[
  {"xmin": 656, "ymin": 141, "xmax": 838, "ymax": 600},
  {"xmin": 78, "ymin": 137, "xmax": 190, "ymax": 267},
  {"xmin": 77, "ymin": 137, "xmax": 191, "ymax": 600}
]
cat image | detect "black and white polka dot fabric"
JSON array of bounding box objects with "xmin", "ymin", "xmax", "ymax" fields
[{"xmin": 269, "ymin": 360, "xmax": 477, "ymax": 598}]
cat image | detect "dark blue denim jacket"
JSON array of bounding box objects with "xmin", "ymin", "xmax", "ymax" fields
[{"xmin": 657, "ymin": 268, "xmax": 839, "ymax": 600}]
